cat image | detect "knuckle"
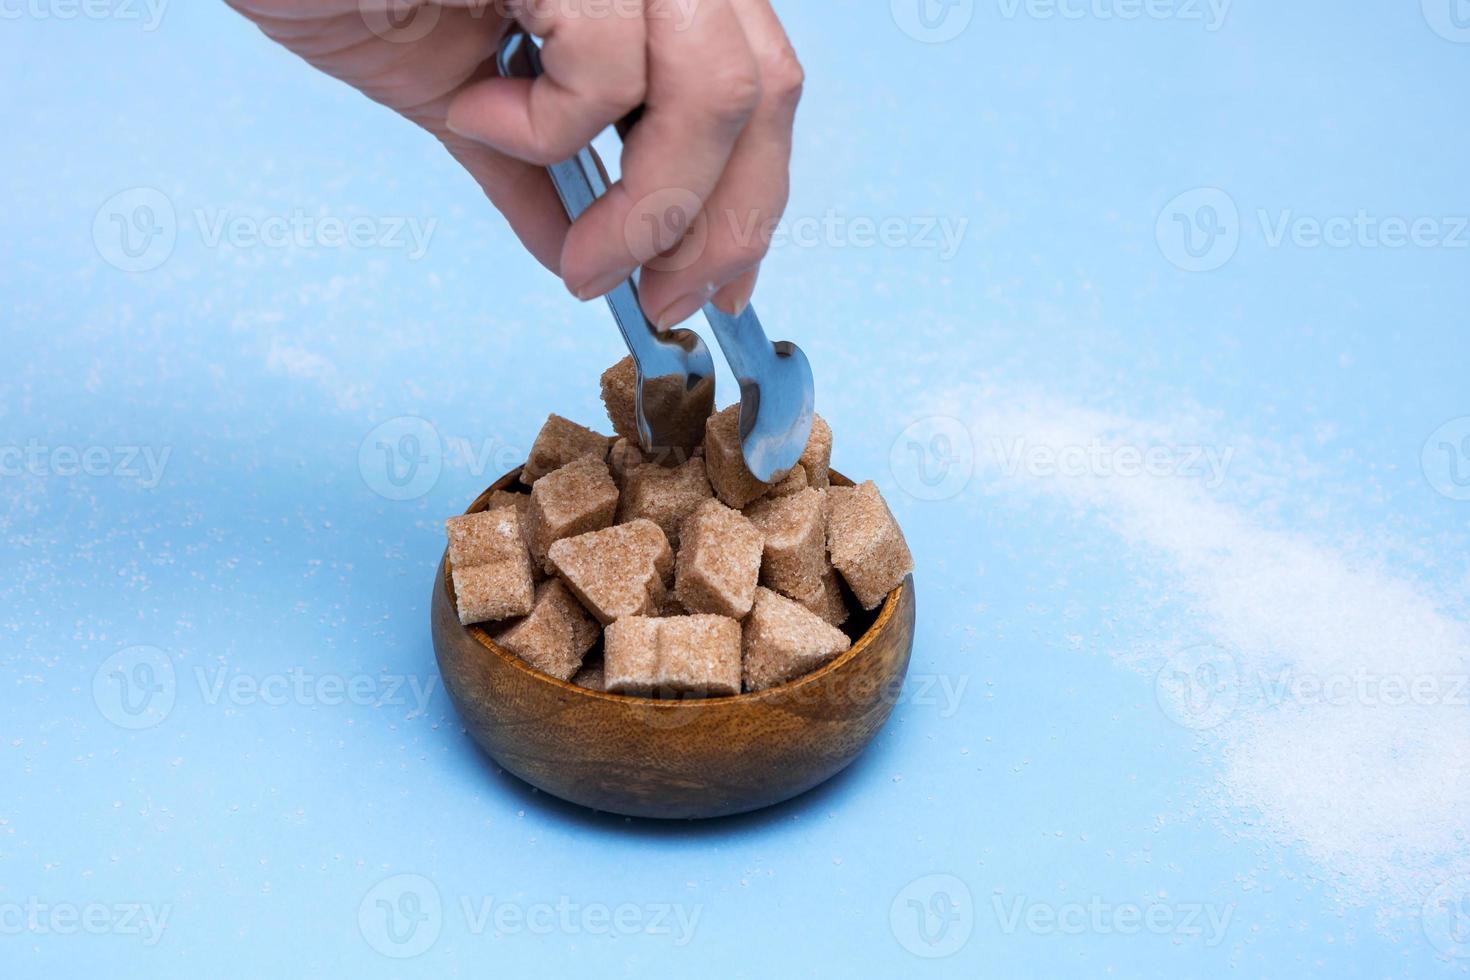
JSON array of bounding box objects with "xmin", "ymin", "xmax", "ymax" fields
[
  {"xmin": 700, "ymin": 62, "xmax": 762, "ymax": 124},
  {"xmin": 594, "ymin": 74, "xmax": 647, "ymax": 117},
  {"xmin": 759, "ymin": 46, "xmax": 805, "ymax": 110}
]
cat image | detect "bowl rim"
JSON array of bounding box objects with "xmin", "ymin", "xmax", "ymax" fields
[{"xmin": 443, "ymin": 468, "xmax": 907, "ymax": 709}]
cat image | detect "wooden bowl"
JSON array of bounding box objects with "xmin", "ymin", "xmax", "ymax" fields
[{"xmin": 430, "ymin": 467, "xmax": 916, "ymax": 819}]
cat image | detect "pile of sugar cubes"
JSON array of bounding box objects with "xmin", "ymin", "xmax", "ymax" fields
[{"xmin": 443, "ymin": 357, "xmax": 914, "ymax": 697}]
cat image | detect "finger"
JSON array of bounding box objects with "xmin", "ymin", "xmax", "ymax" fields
[
  {"xmin": 445, "ymin": 2, "xmax": 647, "ymax": 167},
  {"xmin": 558, "ymin": 0, "xmax": 761, "ymax": 305},
  {"xmin": 711, "ymin": 266, "xmax": 760, "ymax": 318},
  {"xmin": 637, "ymin": 0, "xmax": 803, "ymax": 324}
]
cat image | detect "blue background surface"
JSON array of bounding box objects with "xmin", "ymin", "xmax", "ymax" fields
[{"xmin": 4, "ymin": 1, "xmax": 1470, "ymax": 976}]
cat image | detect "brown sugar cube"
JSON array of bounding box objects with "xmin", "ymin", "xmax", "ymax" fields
[
  {"xmin": 571, "ymin": 661, "xmax": 606, "ymax": 692},
  {"xmin": 445, "ymin": 509, "xmax": 536, "ymax": 625},
  {"xmin": 604, "ymin": 615, "xmax": 742, "ymax": 698},
  {"xmin": 547, "ymin": 519, "xmax": 674, "ymax": 625},
  {"xmin": 791, "ymin": 567, "xmax": 849, "ymax": 628},
  {"xmin": 446, "ymin": 506, "xmax": 521, "ymax": 569},
  {"xmin": 703, "ymin": 404, "xmax": 775, "ymax": 508},
  {"xmin": 496, "ymin": 579, "xmax": 600, "ymax": 681},
  {"xmin": 675, "ymin": 499, "xmax": 763, "ymax": 619},
  {"xmin": 798, "ymin": 414, "xmax": 833, "ymax": 489},
  {"xmin": 451, "ymin": 562, "xmax": 535, "ymax": 626},
  {"xmin": 526, "ymin": 455, "xmax": 619, "ymax": 571},
  {"xmin": 486, "ymin": 489, "xmax": 530, "ymax": 521},
  {"xmin": 607, "ymin": 437, "xmax": 645, "ymax": 488},
  {"xmin": 827, "ymin": 481, "xmax": 914, "ymax": 610},
  {"xmin": 599, "ymin": 356, "xmax": 639, "ymax": 442},
  {"xmin": 745, "ymin": 488, "xmax": 827, "ymax": 599},
  {"xmin": 649, "ymin": 377, "xmax": 715, "ymax": 464},
  {"xmin": 603, "ymin": 356, "xmax": 711, "ymax": 462},
  {"xmin": 742, "ymin": 587, "xmax": 852, "ymax": 692},
  {"xmin": 486, "ymin": 490, "xmax": 533, "ymax": 550},
  {"xmin": 522, "ymin": 414, "xmax": 611, "ymax": 484},
  {"xmin": 767, "ymin": 464, "xmax": 808, "ymax": 498},
  {"xmin": 617, "ymin": 457, "xmax": 712, "ymax": 547}
]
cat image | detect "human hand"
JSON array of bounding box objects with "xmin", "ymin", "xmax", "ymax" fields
[{"xmin": 228, "ymin": 1, "xmax": 804, "ymax": 328}]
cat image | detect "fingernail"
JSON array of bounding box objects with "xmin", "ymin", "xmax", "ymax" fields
[
  {"xmin": 571, "ymin": 268, "xmax": 633, "ymax": 301},
  {"xmin": 654, "ymin": 289, "xmax": 716, "ymax": 330},
  {"xmin": 444, "ymin": 99, "xmax": 473, "ymax": 140},
  {"xmin": 712, "ymin": 278, "xmax": 756, "ymax": 317}
]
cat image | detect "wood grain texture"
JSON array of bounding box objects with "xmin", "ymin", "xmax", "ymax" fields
[{"xmin": 431, "ymin": 468, "xmax": 917, "ymax": 819}]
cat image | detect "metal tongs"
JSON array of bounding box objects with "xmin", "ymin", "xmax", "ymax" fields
[{"xmin": 496, "ymin": 30, "xmax": 814, "ymax": 481}]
